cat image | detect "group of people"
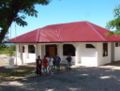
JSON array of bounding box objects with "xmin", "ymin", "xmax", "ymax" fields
[
  {"xmin": 36, "ymin": 55, "xmax": 72, "ymax": 75},
  {"xmin": 36, "ymin": 55, "xmax": 62, "ymax": 75}
]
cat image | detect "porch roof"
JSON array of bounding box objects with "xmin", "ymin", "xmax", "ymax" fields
[{"xmin": 9, "ymin": 21, "xmax": 120, "ymax": 43}]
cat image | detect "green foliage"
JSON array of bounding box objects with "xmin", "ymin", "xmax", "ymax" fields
[
  {"xmin": 8, "ymin": 45, "xmax": 16, "ymax": 56},
  {"xmin": 0, "ymin": 44, "xmax": 7, "ymax": 48},
  {"xmin": 0, "ymin": 44, "xmax": 15, "ymax": 55},
  {"xmin": 106, "ymin": 18, "xmax": 120, "ymax": 30},
  {"xmin": 0, "ymin": 47, "xmax": 10, "ymax": 54},
  {"xmin": 107, "ymin": 5, "xmax": 120, "ymax": 33},
  {"xmin": 0, "ymin": 0, "xmax": 50, "ymax": 43}
]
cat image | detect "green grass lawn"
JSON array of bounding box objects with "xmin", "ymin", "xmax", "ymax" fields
[
  {"xmin": 0, "ymin": 49, "xmax": 15, "ymax": 56},
  {"xmin": 0, "ymin": 48, "xmax": 10, "ymax": 54},
  {"xmin": 0, "ymin": 45, "xmax": 15, "ymax": 56}
]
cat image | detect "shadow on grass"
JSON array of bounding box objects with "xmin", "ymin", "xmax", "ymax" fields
[
  {"xmin": 19, "ymin": 67, "xmax": 120, "ymax": 91},
  {"xmin": 0, "ymin": 66, "xmax": 35, "ymax": 81},
  {"xmin": 0, "ymin": 64, "xmax": 120, "ymax": 91}
]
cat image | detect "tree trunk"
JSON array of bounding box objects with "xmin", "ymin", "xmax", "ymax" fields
[
  {"xmin": 0, "ymin": 13, "xmax": 18, "ymax": 43},
  {"xmin": 0, "ymin": 1, "xmax": 21, "ymax": 43},
  {"xmin": 0, "ymin": 28, "xmax": 8, "ymax": 43},
  {"xmin": 0, "ymin": 18, "xmax": 13, "ymax": 43}
]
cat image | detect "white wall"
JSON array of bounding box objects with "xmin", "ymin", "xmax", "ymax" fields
[
  {"xmin": 15, "ymin": 44, "xmax": 23, "ymax": 65},
  {"xmin": 114, "ymin": 45, "xmax": 120, "ymax": 61},
  {"xmin": 15, "ymin": 44, "xmax": 36, "ymax": 65},
  {"xmin": 15, "ymin": 42, "xmax": 113, "ymax": 66},
  {"xmin": 44, "ymin": 43, "xmax": 98, "ymax": 67},
  {"xmin": 16, "ymin": 53, "xmax": 36, "ymax": 65},
  {"xmin": 97, "ymin": 43, "xmax": 111, "ymax": 66},
  {"xmin": 23, "ymin": 53, "xmax": 36, "ymax": 64},
  {"xmin": 79, "ymin": 43, "xmax": 98, "ymax": 67}
]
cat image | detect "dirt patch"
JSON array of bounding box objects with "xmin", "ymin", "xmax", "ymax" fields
[{"xmin": 0, "ymin": 55, "xmax": 10, "ymax": 67}]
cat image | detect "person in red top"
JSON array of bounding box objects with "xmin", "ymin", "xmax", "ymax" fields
[{"xmin": 42, "ymin": 55, "xmax": 48, "ymax": 74}]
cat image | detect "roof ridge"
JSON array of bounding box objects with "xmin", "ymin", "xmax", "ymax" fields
[
  {"xmin": 86, "ymin": 22, "xmax": 106, "ymax": 41},
  {"xmin": 44, "ymin": 21, "xmax": 88, "ymax": 27}
]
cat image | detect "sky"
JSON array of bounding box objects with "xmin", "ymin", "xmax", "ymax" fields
[{"xmin": 9, "ymin": 0, "xmax": 119, "ymax": 38}]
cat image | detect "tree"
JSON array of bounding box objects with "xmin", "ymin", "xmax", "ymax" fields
[
  {"xmin": 107, "ymin": 5, "xmax": 120, "ymax": 34},
  {"xmin": 0, "ymin": 0, "xmax": 50, "ymax": 43}
]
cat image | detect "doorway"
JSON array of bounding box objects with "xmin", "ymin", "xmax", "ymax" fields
[{"xmin": 45, "ymin": 45, "xmax": 57, "ymax": 57}]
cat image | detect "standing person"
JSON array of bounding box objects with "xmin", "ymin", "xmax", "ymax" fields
[
  {"xmin": 55, "ymin": 55, "xmax": 61, "ymax": 71},
  {"xmin": 53, "ymin": 56, "xmax": 56, "ymax": 70},
  {"xmin": 66, "ymin": 55, "xmax": 72, "ymax": 70},
  {"xmin": 48, "ymin": 56, "xmax": 54, "ymax": 74},
  {"xmin": 36, "ymin": 55, "xmax": 42, "ymax": 75},
  {"xmin": 42, "ymin": 55, "xmax": 48, "ymax": 74}
]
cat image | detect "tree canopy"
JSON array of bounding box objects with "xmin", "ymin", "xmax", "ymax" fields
[
  {"xmin": 0, "ymin": 0, "xmax": 50, "ymax": 43},
  {"xmin": 107, "ymin": 5, "xmax": 120, "ymax": 34}
]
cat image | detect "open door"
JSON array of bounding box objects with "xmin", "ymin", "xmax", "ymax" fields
[{"xmin": 45, "ymin": 45, "xmax": 57, "ymax": 56}]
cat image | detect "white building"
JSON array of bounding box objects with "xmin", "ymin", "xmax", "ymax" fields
[{"xmin": 9, "ymin": 21, "xmax": 120, "ymax": 67}]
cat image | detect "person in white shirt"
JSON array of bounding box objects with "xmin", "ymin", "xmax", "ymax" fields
[{"xmin": 48, "ymin": 56, "xmax": 54, "ymax": 74}]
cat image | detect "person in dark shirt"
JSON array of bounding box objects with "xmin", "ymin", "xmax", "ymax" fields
[
  {"xmin": 36, "ymin": 55, "xmax": 42, "ymax": 75},
  {"xmin": 55, "ymin": 55, "xmax": 61, "ymax": 71},
  {"xmin": 66, "ymin": 55, "xmax": 72, "ymax": 70}
]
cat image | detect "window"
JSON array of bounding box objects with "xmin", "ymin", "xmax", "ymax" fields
[
  {"xmin": 115, "ymin": 42, "xmax": 120, "ymax": 47},
  {"xmin": 115, "ymin": 42, "xmax": 119, "ymax": 47},
  {"xmin": 103, "ymin": 43, "xmax": 108, "ymax": 57},
  {"xmin": 28, "ymin": 45, "xmax": 35, "ymax": 53},
  {"xmin": 63, "ymin": 44, "xmax": 75, "ymax": 56},
  {"xmin": 86, "ymin": 44, "xmax": 95, "ymax": 48}
]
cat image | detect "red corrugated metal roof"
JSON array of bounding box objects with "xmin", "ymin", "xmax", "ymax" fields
[{"xmin": 9, "ymin": 21, "xmax": 120, "ymax": 43}]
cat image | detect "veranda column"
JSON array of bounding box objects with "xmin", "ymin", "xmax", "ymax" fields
[
  {"xmin": 58, "ymin": 44, "xmax": 63, "ymax": 60},
  {"xmin": 38, "ymin": 44, "xmax": 42, "ymax": 58},
  {"xmin": 35, "ymin": 44, "xmax": 41, "ymax": 58},
  {"xmin": 35, "ymin": 44, "xmax": 45, "ymax": 59},
  {"xmin": 42, "ymin": 44, "xmax": 46, "ymax": 58},
  {"xmin": 19, "ymin": 44, "xmax": 24, "ymax": 65},
  {"xmin": 35, "ymin": 44, "xmax": 38, "ymax": 58},
  {"xmin": 75, "ymin": 43, "xmax": 80, "ymax": 66},
  {"xmin": 24, "ymin": 45, "xmax": 28, "ymax": 59},
  {"xmin": 15, "ymin": 44, "xmax": 19, "ymax": 65}
]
